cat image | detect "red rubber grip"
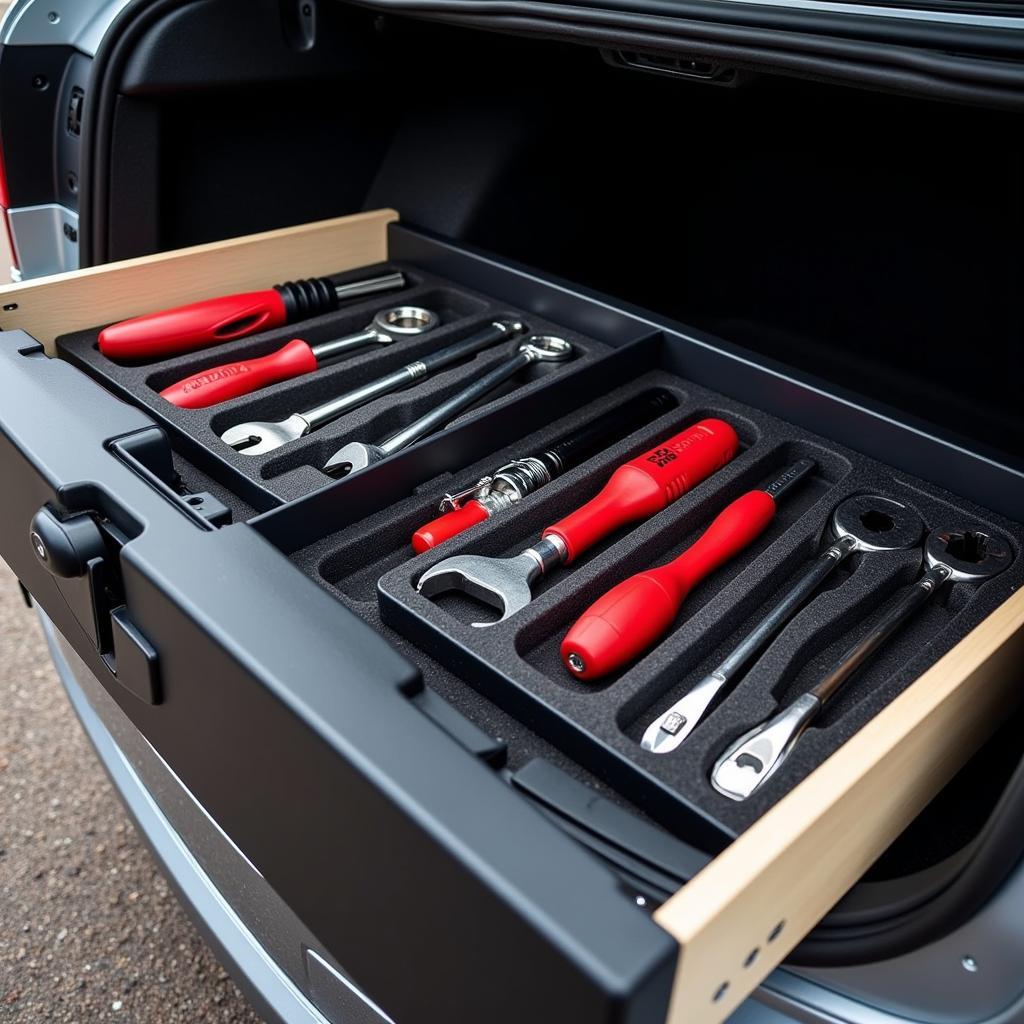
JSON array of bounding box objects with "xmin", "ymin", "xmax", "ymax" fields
[
  {"xmin": 543, "ymin": 418, "xmax": 739, "ymax": 563},
  {"xmin": 561, "ymin": 490, "xmax": 777, "ymax": 679},
  {"xmin": 412, "ymin": 500, "xmax": 491, "ymax": 553},
  {"xmin": 159, "ymin": 338, "xmax": 318, "ymax": 409},
  {"xmin": 98, "ymin": 289, "xmax": 289, "ymax": 361}
]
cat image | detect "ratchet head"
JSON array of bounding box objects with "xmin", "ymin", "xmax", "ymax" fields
[
  {"xmin": 417, "ymin": 537, "xmax": 568, "ymax": 627},
  {"xmin": 323, "ymin": 441, "xmax": 386, "ymax": 478},
  {"xmin": 711, "ymin": 692, "xmax": 821, "ymax": 801},
  {"xmin": 220, "ymin": 413, "xmax": 310, "ymax": 455},
  {"xmin": 926, "ymin": 526, "xmax": 1013, "ymax": 582},
  {"xmin": 830, "ymin": 494, "xmax": 923, "ymax": 552}
]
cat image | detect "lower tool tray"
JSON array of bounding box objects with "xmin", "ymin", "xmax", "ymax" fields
[{"xmin": 354, "ymin": 358, "xmax": 1024, "ymax": 847}]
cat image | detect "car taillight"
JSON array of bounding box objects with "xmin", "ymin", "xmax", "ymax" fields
[{"xmin": 0, "ymin": 137, "xmax": 19, "ymax": 273}]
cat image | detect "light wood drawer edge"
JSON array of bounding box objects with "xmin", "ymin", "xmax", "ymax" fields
[
  {"xmin": 0, "ymin": 209, "xmax": 398, "ymax": 353},
  {"xmin": 654, "ymin": 585, "xmax": 1024, "ymax": 1024}
]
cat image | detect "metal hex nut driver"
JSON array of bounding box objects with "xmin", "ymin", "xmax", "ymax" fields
[
  {"xmin": 711, "ymin": 524, "xmax": 1013, "ymax": 801},
  {"xmin": 641, "ymin": 494, "xmax": 923, "ymax": 753}
]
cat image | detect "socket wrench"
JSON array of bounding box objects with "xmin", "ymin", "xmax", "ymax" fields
[
  {"xmin": 323, "ymin": 335, "xmax": 574, "ymax": 478},
  {"xmin": 641, "ymin": 494, "xmax": 923, "ymax": 753},
  {"xmin": 220, "ymin": 319, "xmax": 523, "ymax": 455},
  {"xmin": 161, "ymin": 306, "xmax": 441, "ymax": 408},
  {"xmin": 711, "ymin": 525, "xmax": 1012, "ymax": 801}
]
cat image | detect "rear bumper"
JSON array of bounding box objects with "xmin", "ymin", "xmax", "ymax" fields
[
  {"xmin": 39, "ymin": 607, "xmax": 393, "ymax": 1024},
  {"xmin": 41, "ymin": 604, "xmax": 808, "ymax": 1024}
]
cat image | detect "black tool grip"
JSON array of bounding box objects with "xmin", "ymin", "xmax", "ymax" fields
[
  {"xmin": 274, "ymin": 277, "xmax": 339, "ymax": 321},
  {"xmin": 544, "ymin": 388, "xmax": 676, "ymax": 473}
]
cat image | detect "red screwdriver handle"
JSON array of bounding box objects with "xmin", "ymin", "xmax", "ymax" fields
[
  {"xmin": 561, "ymin": 490, "xmax": 776, "ymax": 679},
  {"xmin": 98, "ymin": 289, "xmax": 289, "ymax": 361},
  {"xmin": 543, "ymin": 418, "xmax": 739, "ymax": 563},
  {"xmin": 159, "ymin": 338, "xmax": 318, "ymax": 409},
  {"xmin": 412, "ymin": 500, "xmax": 490, "ymax": 553}
]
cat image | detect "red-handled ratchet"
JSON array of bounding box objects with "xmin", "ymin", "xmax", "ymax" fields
[
  {"xmin": 560, "ymin": 460, "xmax": 815, "ymax": 679},
  {"xmin": 159, "ymin": 306, "xmax": 440, "ymax": 408},
  {"xmin": 98, "ymin": 270, "xmax": 406, "ymax": 362},
  {"xmin": 415, "ymin": 418, "xmax": 740, "ymax": 626}
]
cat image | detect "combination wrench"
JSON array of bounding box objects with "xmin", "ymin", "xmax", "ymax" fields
[
  {"xmin": 220, "ymin": 319, "xmax": 524, "ymax": 455},
  {"xmin": 160, "ymin": 306, "xmax": 441, "ymax": 408},
  {"xmin": 710, "ymin": 525, "xmax": 1012, "ymax": 801},
  {"xmin": 641, "ymin": 494, "xmax": 923, "ymax": 753},
  {"xmin": 323, "ymin": 335, "xmax": 574, "ymax": 478},
  {"xmin": 415, "ymin": 418, "xmax": 740, "ymax": 626}
]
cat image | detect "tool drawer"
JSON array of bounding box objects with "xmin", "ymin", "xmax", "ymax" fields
[{"xmin": 1, "ymin": 211, "xmax": 1023, "ymax": 1024}]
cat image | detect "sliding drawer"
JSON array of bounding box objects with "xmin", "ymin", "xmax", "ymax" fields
[{"xmin": 1, "ymin": 211, "xmax": 1022, "ymax": 1024}]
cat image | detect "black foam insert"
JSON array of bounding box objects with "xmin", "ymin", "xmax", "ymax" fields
[{"xmin": 56, "ymin": 262, "xmax": 610, "ymax": 510}]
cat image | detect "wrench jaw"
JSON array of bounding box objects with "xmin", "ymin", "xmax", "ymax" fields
[
  {"xmin": 711, "ymin": 692, "xmax": 821, "ymax": 801},
  {"xmin": 220, "ymin": 414, "xmax": 311, "ymax": 455},
  {"xmin": 416, "ymin": 551, "xmax": 544, "ymax": 628},
  {"xmin": 323, "ymin": 442, "xmax": 386, "ymax": 478},
  {"xmin": 641, "ymin": 672, "xmax": 728, "ymax": 754}
]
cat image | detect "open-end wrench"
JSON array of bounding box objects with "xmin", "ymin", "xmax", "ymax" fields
[
  {"xmin": 160, "ymin": 306, "xmax": 441, "ymax": 408},
  {"xmin": 641, "ymin": 494, "xmax": 923, "ymax": 753},
  {"xmin": 561, "ymin": 460, "xmax": 816, "ymax": 680},
  {"xmin": 323, "ymin": 335, "xmax": 574, "ymax": 478},
  {"xmin": 220, "ymin": 319, "xmax": 524, "ymax": 455},
  {"xmin": 416, "ymin": 418, "xmax": 741, "ymax": 626},
  {"xmin": 711, "ymin": 525, "xmax": 1013, "ymax": 801}
]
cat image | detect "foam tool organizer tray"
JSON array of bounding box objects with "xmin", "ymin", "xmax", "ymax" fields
[
  {"xmin": 55, "ymin": 246, "xmax": 1024, "ymax": 854},
  {"xmin": 56, "ymin": 262, "xmax": 611, "ymax": 512}
]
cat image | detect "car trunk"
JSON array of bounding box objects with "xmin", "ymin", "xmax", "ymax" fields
[{"xmin": 1, "ymin": 2, "xmax": 1023, "ymax": 1022}]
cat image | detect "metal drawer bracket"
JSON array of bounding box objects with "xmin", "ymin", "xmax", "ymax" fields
[{"xmin": 28, "ymin": 504, "xmax": 161, "ymax": 703}]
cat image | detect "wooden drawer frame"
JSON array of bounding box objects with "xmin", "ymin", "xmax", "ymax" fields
[{"xmin": 2, "ymin": 210, "xmax": 1023, "ymax": 1024}]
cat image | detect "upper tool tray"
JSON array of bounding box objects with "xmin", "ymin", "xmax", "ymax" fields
[{"xmin": 55, "ymin": 263, "xmax": 630, "ymax": 513}]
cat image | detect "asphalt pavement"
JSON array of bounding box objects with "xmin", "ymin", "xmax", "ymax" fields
[{"xmin": 0, "ymin": 560, "xmax": 263, "ymax": 1023}]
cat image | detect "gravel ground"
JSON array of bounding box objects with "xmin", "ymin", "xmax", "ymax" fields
[{"xmin": 0, "ymin": 560, "xmax": 263, "ymax": 1023}]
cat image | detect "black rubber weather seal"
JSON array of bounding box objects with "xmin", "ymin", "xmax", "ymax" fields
[
  {"xmin": 353, "ymin": 0, "xmax": 1024, "ymax": 107},
  {"xmin": 79, "ymin": 0, "xmax": 205, "ymax": 268},
  {"xmin": 790, "ymin": 745, "xmax": 1024, "ymax": 965}
]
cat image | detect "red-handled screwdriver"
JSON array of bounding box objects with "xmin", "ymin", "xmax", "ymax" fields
[
  {"xmin": 560, "ymin": 459, "xmax": 816, "ymax": 679},
  {"xmin": 416, "ymin": 418, "xmax": 741, "ymax": 625},
  {"xmin": 98, "ymin": 270, "xmax": 406, "ymax": 362},
  {"xmin": 159, "ymin": 305, "xmax": 440, "ymax": 409}
]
